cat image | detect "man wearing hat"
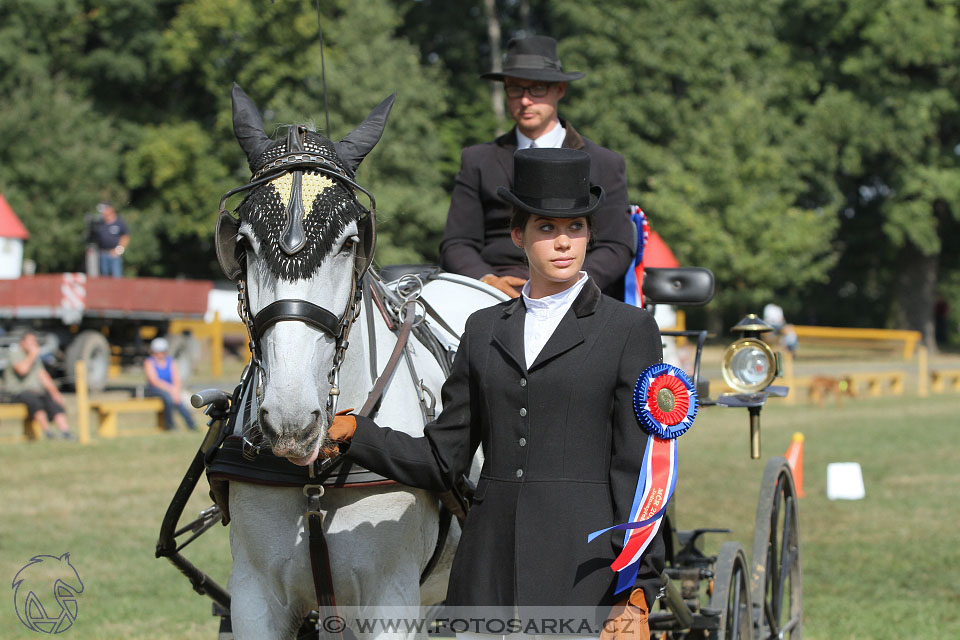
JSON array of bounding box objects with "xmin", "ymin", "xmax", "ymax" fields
[{"xmin": 440, "ymin": 35, "xmax": 635, "ymax": 299}]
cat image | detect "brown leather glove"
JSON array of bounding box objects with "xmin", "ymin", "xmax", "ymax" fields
[
  {"xmin": 320, "ymin": 409, "xmax": 357, "ymax": 459},
  {"xmin": 600, "ymin": 589, "xmax": 650, "ymax": 640},
  {"xmin": 480, "ymin": 274, "xmax": 526, "ymax": 298}
]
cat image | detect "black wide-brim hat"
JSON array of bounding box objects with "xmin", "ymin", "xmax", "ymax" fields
[
  {"xmin": 481, "ymin": 35, "xmax": 585, "ymax": 83},
  {"xmin": 497, "ymin": 148, "xmax": 604, "ymax": 218}
]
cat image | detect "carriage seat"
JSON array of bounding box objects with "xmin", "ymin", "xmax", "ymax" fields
[
  {"xmin": 378, "ymin": 264, "xmax": 442, "ymax": 283},
  {"xmin": 642, "ymin": 267, "xmax": 714, "ymax": 306}
]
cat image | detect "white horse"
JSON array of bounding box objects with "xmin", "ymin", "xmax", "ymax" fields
[{"xmin": 217, "ymin": 85, "xmax": 504, "ymax": 639}]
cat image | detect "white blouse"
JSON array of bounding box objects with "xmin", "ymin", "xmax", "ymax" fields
[{"xmin": 520, "ymin": 272, "xmax": 589, "ymax": 369}]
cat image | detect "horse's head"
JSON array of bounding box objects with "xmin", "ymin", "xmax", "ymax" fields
[{"xmin": 217, "ymin": 84, "xmax": 393, "ymax": 462}]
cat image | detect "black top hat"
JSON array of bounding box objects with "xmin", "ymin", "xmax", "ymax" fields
[
  {"xmin": 497, "ymin": 148, "xmax": 604, "ymax": 218},
  {"xmin": 481, "ymin": 36, "xmax": 585, "ymax": 83}
]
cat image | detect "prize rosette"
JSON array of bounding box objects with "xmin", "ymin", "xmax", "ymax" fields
[
  {"xmin": 588, "ymin": 363, "xmax": 698, "ymax": 594},
  {"xmin": 633, "ymin": 363, "xmax": 698, "ymax": 438}
]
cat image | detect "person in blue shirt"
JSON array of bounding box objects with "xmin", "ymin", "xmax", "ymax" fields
[{"xmin": 143, "ymin": 338, "xmax": 196, "ymax": 431}]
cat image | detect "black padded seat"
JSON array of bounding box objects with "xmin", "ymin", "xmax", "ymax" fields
[{"xmin": 642, "ymin": 267, "xmax": 715, "ymax": 306}]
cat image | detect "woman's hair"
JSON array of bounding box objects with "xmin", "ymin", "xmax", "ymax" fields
[{"xmin": 509, "ymin": 206, "xmax": 531, "ymax": 231}]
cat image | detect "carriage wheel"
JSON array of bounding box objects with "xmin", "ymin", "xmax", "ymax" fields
[
  {"xmin": 750, "ymin": 457, "xmax": 802, "ymax": 639},
  {"xmin": 709, "ymin": 541, "xmax": 754, "ymax": 639}
]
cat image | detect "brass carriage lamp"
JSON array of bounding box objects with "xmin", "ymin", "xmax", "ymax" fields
[
  {"xmin": 721, "ymin": 315, "xmax": 781, "ymax": 393},
  {"xmin": 719, "ymin": 314, "xmax": 785, "ymax": 459}
]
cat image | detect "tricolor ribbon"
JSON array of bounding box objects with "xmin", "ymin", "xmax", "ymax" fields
[
  {"xmin": 623, "ymin": 206, "xmax": 650, "ymax": 308},
  {"xmin": 588, "ymin": 363, "xmax": 697, "ymax": 593}
]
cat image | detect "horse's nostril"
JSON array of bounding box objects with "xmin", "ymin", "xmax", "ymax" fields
[{"xmin": 258, "ymin": 409, "xmax": 278, "ymax": 440}]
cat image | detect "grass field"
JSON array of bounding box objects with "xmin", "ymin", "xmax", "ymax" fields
[{"xmin": 1, "ymin": 392, "xmax": 959, "ymax": 638}]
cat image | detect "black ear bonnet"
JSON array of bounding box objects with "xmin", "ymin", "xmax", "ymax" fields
[{"xmin": 216, "ymin": 84, "xmax": 394, "ymax": 282}]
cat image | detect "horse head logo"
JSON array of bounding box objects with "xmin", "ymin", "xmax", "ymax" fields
[{"xmin": 11, "ymin": 553, "xmax": 84, "ymax": 634}]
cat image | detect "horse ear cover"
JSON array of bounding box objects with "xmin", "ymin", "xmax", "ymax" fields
[
  {"xmin": 334, "ymin": 93, "xmax": 397, "ymax": 175},
  {"xmin": 232, "ymin": 83, "xmax": 273, "ymax": 169},
  {"xmin": 336, "ymin": 94, "xmax": 394, "ymax": 274}
]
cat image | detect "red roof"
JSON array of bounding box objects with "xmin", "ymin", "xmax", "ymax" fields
[
  {"xmin": 644, "ymin": 230, "xmax": 679, "ymax": 268},
  {"xmin": 0, "ymin": 194, "xmax": 29, "ymax": 239}
]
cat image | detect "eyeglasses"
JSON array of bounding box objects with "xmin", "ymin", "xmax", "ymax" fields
[{"xmin": 504, "ymin": 83, "xmax": 555, "ymax": 99}]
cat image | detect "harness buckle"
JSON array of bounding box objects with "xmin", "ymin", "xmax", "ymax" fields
[
  {"xmin": 303, "ymin": 484, "xmax": 325, "ymax": 525},
  {"xmin": 241, "ymin": 427, "xmax": 263, "ymax": 461}
]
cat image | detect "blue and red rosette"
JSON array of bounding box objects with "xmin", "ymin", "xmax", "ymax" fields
[
  {"xmin": 589, "ymin": 363, "xmax": 698, "ymax": 593},
  {"xmin": 634, "ymin": 363, "xmax": 698, "ymax": 439}
]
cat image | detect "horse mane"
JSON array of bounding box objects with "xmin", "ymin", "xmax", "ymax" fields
[{"xmin": 237, "ymin": 129, "xmax": 364, "ymax": 282}]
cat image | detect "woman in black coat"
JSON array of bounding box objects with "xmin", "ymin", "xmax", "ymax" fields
[{"xmin": 328, "ymin": 148, "xmax": 664, "ymax": 632}]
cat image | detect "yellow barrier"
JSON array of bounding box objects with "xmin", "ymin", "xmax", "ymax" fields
[
  {"xmin": 91, "ymin": 397, "xmax": 166, "ymax": 437},
  {"xmin": 930, "ymin": 369, "xmax": 960, "ymax": 393},
  {"xmin": 791, "ymin": 325, "xmax": 922, "ymax": 359},
  {"xmin": 846, "ymin": 371, "xmax": 906, "ymax": 397},
  {"xmin": 0, "ymin": 403, "xmax": 41, "ymax": 441},
  {"xmin": 169, "ymin": 311, "xmax": 251, "ymax": 378},
  {"xmin": 76, "ymin": 361, "xmax": 91, "ymax": 444},
  {"xmin": 74, "ymin": 360, "xmax": 166, "ymax": 440}
]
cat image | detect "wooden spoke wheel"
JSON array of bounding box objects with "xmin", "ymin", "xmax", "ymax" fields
[
  {"xmin": 751, "ymin": 457, "xmax": 802, "ymax": 639},
  {"xmin": 710, "ymin": 541, "xmax": 754, "ymax": 640}
]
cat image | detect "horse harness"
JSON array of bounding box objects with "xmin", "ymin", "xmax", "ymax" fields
[{"xmin": 205, "ymin": 140, "xmax": 462, "ymax": 634}]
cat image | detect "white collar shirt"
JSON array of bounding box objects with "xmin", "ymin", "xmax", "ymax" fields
[
  {"xmin": 516, "ymin": 121, "xmax": 566, "ymax": 150},
  {"xmin": 520, "ymin": 272, "xmax": 589, "ymax": 369}
]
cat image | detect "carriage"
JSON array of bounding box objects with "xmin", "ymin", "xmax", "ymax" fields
[{"xmin": 155, "ymin": 86, "xmax": 801, "ymax": 640}]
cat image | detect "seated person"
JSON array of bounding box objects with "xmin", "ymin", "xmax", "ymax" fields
[
  {"xmin": 3, "ymin": 332, "xmax": 75, "ymax": 440},
  {"xmin": 143, "ymin": 338, "xmax": 196, "ymax": 431},
  {"xmin": 439, "ymin": 35, "xmax": 634, "ymax": 299}
]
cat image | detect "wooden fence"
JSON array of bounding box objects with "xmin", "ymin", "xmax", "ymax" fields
[{"xmin": 790, "ymin": 325, "xmax": 922, "ymax": 360}]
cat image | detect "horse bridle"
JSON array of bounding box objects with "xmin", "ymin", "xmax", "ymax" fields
[{"xmin": 214, "ymin": 147, "xmax": 377, "ymax": 458}]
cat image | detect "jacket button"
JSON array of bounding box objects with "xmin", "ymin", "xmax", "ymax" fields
[
  {"xmin": 516, "ymin": 468, "xmax": 524, "ymax": 478},
  {"xmin": 519, "ymin": 407, "xmax": 527, "ymax": 417},
  {"xmin": 518, "ymin": 437, "xmax": 527, "ymax": 447},
  {"xmin": 520, "ymin": 377, "xmax": 527, "ymax": 387}
]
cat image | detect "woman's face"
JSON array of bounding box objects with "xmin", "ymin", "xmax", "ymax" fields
[{"xmin": 512, "ymin": 215, "xmax": 589, "ymax": 294}]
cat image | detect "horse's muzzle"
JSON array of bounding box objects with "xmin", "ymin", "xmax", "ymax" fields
[{"xmin": 260, "ymin": 408, "xmax": 324, "ymax": 460}]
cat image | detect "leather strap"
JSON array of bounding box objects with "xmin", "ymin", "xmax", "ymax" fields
[
  {"xmin": 253, "ymin": 299, "xmax": 341, "ymax": 340},
  {"xmin": 308, "ymin": 510, "xmax": 342, "ymax": 640},
  {"xmin": 419, "ymin": 296, "xmax": 459, "ymax": 339},
  {"xmin": 363, "ymin": 276, "xmax": 379, "ymax": 382},
  {"xmin": 302, "ymin": 301, "xmax": 413, "ymax": 634},
  {"xmin": 358, "ymin": 300, "xmax": 416, "ymax": 418}
]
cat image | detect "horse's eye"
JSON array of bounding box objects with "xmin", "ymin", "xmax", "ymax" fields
[{"xmin": 341, "ymin": 236, "xmax": 359, "ymax": 253}]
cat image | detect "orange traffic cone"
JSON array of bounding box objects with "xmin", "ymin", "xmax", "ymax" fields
[{"xmin": 785, "ymin": 432, "xmax": 805, "ymax": 498}]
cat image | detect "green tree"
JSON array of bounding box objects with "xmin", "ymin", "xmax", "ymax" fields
[
  {"xmin": 0, "ymin": 75, "xmax": 122, "ymax": 271},
  {"xmin": 541, "ymin": 0, "xmax": 840, "ymax": 315},
  {"xmin": 0, "ymin": 0, "xmax": 176, "ymax": 274},
  {"xmin": 158, "ymin": 0, "xmax": 451, "ymax": 267},
  {"xmin": 777, "ymin": 0, "xmax": 960, "ymax": 346},
  {"xmin": 0, "ymin": 0, "xmax": 454, "ymax": 276}
]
